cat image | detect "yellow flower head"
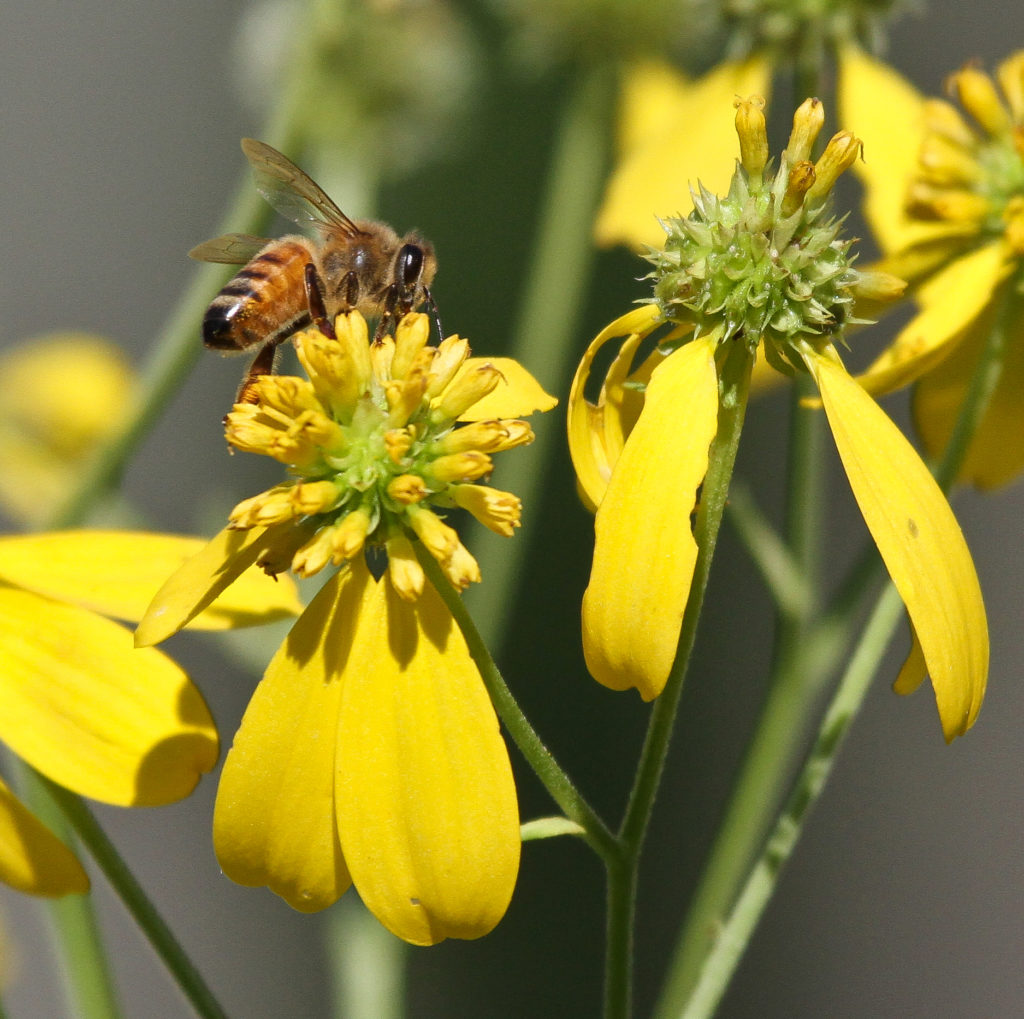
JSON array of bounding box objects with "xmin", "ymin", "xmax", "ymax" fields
[
  {"xmin": 571, "ymin": 97, "xmax": 988, "ymax": 741},
  {"xmin": 0, "ymin": 531, "xmax": 271, "ymax": 895},
  {"xmin": 138, "ymin": 311, "xmax": 556, "ymax": 944},
  {"xmin": 843, "ymin": 48, "xmax": 1024, "ymax": 487}
]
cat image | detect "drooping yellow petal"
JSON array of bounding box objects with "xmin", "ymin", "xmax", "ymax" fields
[
  {"xmin": 336, "ymin": 575, "xmax": 520, "ymax": 945},
  {"xmin": 452, "ymin": 357, "xmax": 558, "ymax": 421},
  {"xmin": 213, "ymin": 562, "xmax": 374, "ymax": 912},
  {"xmin": 0, "ymin": 531, "xmax": 301, "ymax": 630},
  {"xmin": 582, "ymin": 337, "xmax": 719, "ymax": 699},
  {"xmin": 0, "ymin": 776, "xmax": 90, "ymax": 896},
  {"xmin": 913, "ymin": 289, "xmax": 1024, "ymax": 489},
  {"xmin": 0, "ymin": 585, "xmax": 218, "ymax": 804},
  {"xmin": 596, "ymin": 57, "xmax": 772, "ymax": 250},
  {"xmin": 806, "ymin": 348, "xmax": 988, "ymax": 740},
  {"xmin": 568, "ymin": 305, "xmax": 663, "ymax": 512},
  {"xmin": 135, "ymin": 524, "xmax": 299, "ymax": 647},
  {"xmin": 839, "ymin": 45, "xmax": 959, "ymax": 254},
  {"xmin": 857, "ymin": 242, "xmax": 1013, "ymax": 395}
]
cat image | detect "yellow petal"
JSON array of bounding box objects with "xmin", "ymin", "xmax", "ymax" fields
[
  {"xmin": 0, "ymin": 585, "xmax": 218, "ymax": 804},
  {"xmin": 0, "ymin": 777, "xmax": 90, "ymax": 896},
  {"xmin": 568, "ymin": 306, "xmax": 663, "ymax": 512},
  {"xmin": 135, "ymin": 524, "xmax": 300, "ymax": 647},
  {"xmin": 452, "ymin": 357, "xmax": 558, "ymax": 421},
  {"xmin": 0, "ymin": 531, "xmax": 301, "ymax": 630},
  {"xmin": 839, "ymin": 45, "xmax": 958, "ymax": 254},
  {"xmin": 336, "ymin": 576, "xmax": 520, "ymax": 945},
  {"xmin": 806, "ymin": 349, "xmax": 988, "ymax": 740},
  {"xmin": 596, "ymin": 56, "xmax": 772, "ymax": 250},
  {"xmin": 213, "ymin": 562, "xmax": 374, "ymax": 912},
  {"xmin": 582, "ymin": 337, "xmax": 719, "ymax": 699},
  {"xmin": 857, "ymin": 242, "xmax": 1013, "ymax": 395},
  {"xmin": 913, "ymin": 289, "xmax": 1024, "ymax": 489}
]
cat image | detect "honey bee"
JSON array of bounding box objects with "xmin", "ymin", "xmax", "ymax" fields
[{"xmin": 190, "ymin": 138, "xmax": 438, "ymax": 403}]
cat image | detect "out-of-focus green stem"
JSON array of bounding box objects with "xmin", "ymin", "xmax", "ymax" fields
[
  {"xmin": 37, "ymin": 775, "xmax": 228, "ymax": 1019},
  {"xmin": 464, "ymin": 62, "xmax": 615, "ymax": 645},
  {"xmin": 45, "ymin": 77, "xmax": 307, "ymax": 531},
  {"xmin": 20, "ymin": 765, "xmax": 121, "ymax": 1019}
]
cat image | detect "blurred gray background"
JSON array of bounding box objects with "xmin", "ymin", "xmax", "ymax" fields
[{"xmin": 1, "ymin": 1, "xmax": 1022, "ymax": 1016}]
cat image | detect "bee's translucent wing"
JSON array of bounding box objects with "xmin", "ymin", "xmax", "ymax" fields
[
  {"xmin": 188, "ymin": 233, "xmax": 270, "ymax": 264},
  {"xmin": 241, "ymin": 138, "xmax": 363, "ymax": 239}
]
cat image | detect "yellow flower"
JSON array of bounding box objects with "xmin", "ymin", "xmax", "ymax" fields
[
  {"xmin": 0, "ymin": 334, "xmax": 136, "ymax": 524},
  {"xmin": 571, "ymin": 97, "xmax": 988, "ymax": 741},
  {"xmin": 841, "ymin": 48, "xmax": 1024, "ymax": 488},
  {"xmin": 137, "ymin": 311, "xmax": 556, "ymax": 944},
  {"xmin": 0, "ymin": 530, "xmax": 293, "ymax": 895}
]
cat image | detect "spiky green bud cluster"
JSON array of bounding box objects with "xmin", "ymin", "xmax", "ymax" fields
[{"xmin": 647, "ymin": 97, "xmax": 902, "ymax": 373}]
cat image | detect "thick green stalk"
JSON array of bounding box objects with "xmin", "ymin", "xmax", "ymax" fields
[
  {"xmin": 463, "ymin": 62, "xmax": 615, "ymax": 645},
  {"xmin": 604, "ymin": 341, "xmax": 752, "ymax": 1019}
]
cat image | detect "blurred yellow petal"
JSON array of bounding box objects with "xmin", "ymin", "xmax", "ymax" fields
[
  {"xmin": 0, "ymin": 585, "xmax": 218, "ymax": 804},
  {"xmin": 913, "ymin": 292, "xmax": 1024, "ymax": 489},
  {"xmin": 582, "ymin": 337, "xmax": 719, "ymax": 699},
  {"xmin": 0, "ymin": 531, "xmax": 301, "ymax": 629},
  {"xmin": 0, "ymin": 777, "xmax": 89, "ymax": 897},
  {"xmin": 336, "ymin": 576, "xmax": 520, "ymax": 945},
  {"xmin": 135, "ymin": 524, "xmax": 299, "ymax": 647},
  {"xmin": 807, "ymin": 349, "xmax": 988, "ymax": 741},
  {"xmin": 0, "ymin": 334, "xmax": 136, "ymax": 525},
  {"xmin": 568, "ymin": 305, "xmax": 662, "ymax": 512},
  {"xmin": 0, "ymin": 333, "xmax": 135, "ymax": 457},
  {"xmin": 596, "ymin": 57, "xmax": 772, "ymax": 250},
  {"xmin": 840, "ymin": 46, "xmax": 959, "ymax": 254},
  {"xmin": 857, "ymin": 242, "xmax": 1013, "ymax": 395},
  {"xmin": 213, "ymin": 563, "xmax": 372, "ymax": 912},
  {"xmin": 453, "ymin": 357, "xmax": 558, "ymax": 421},
  {"xmin": 616, "ymin": 61, "xmax": 696, "ymax": 157}
]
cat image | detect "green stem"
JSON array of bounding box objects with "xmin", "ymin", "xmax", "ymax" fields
[
  {"xmin": 45, "ymin": 72, "xmax": 308, "ymax": 531},
  {"xmin": 663, "ymin": 276, "xmax": 1017, "ymax": 1018},
  {"xmin": 463, "ymin": 61, "xmax": 615, "ymax": 645},
  {"xmin": 605, "ymin": 342, "xmax": 752, "ymax": 1019},
  {"xmin": 416, "ymin": 546, "xmax": 617, "ymax": 860},
  {"xmin": 36, "ymin": 776, "xmax": 228, "ymax": 1019},
  {"xmin": 19, "ymin": 766, "xmax": 121, "ymax": 1019}
]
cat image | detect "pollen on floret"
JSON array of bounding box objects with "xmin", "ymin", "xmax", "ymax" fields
[{"xmin": 219, "ymin": 311, "xmax": 543, "ymax": 596}]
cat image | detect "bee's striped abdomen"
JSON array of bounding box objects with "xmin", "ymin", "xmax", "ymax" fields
[{"xmin": 202, "ymin": 240, "xmax": 313, "ymax": 351}]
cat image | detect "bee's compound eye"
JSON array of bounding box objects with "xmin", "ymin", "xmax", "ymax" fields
[{"xmin": 396, "ymin": 244, "xmax": 424, "ymax": 288}]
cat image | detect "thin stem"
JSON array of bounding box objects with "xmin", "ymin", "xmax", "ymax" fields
[
  {"xmin": 416, "ymin": 545, "xmax": 617, "ymax": 860},
  {"xmin": 662, "ymin": 276, "xmax": 1018, "ymax": 1019},
  {"xmin": 604, "ymin": 342, "xmax": 752, "ymax": 1019},
  {"xmin": 36, "ymin": 776, "xmax": 228, "ymax": 1019},
  {"xmin": 463, "ymin": 61, "xmax": 615, "ymax": 646},
  {"xmin": 19, "ymin": 765, "xmax": 121, "ymax": 1019}
]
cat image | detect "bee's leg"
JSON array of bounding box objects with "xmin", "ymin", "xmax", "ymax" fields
[
  {"xmin": 303, "ymin": 263, "xmax": 336, "ymax": 339},
  {"xmin": 422, "ymin": 286, "xmax": 443, "ymax": 341},
  {"xmin": 234, "ymin": 342, "xmax": 282, "ymax": 408}
]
